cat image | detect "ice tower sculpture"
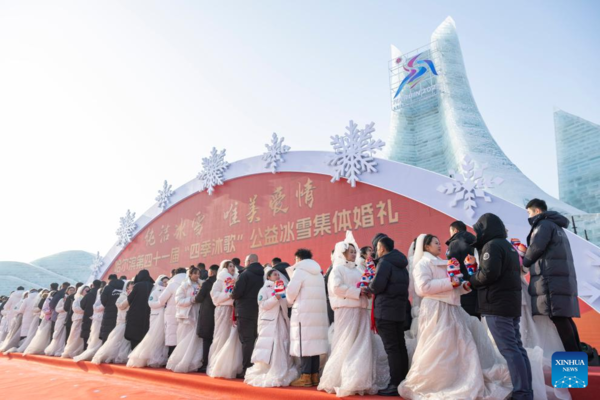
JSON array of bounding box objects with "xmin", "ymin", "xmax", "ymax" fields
[
  {"xmin": 555, "ymin": 109, "xmax": 600, "ymax": 214},
  {"xmin": 387, "ymin": 17, "xmax": 582, "ymax": 216}
]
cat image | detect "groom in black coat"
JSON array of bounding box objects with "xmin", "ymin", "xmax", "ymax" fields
[
  {"xmin": 125, "ymin": 270, "xmax": 155, "ymax": 350},
  {"xmin": 196, "ymin": 264, "xmax": 218, "ymax": 373},
  {"xmin": 368, "ymin": 235, "xmax": 409, "ymax": 396},
  {"xmin": 80, "ymin": 280, "xmax": 102, "ymax": 349},
  {"xmin": 100, "ymin": 275, "xmax": 125, "ymax": 343},
  {"xmin": 469, "ymin": 213, "xmax": 532, "ymax": 400},
  {"xmin": 231, "ymin": 254, "xmax": 264, "ymax": 378}
]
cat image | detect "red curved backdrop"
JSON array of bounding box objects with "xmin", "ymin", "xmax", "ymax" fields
[
  {"xmin": 104, "ymin": 171, "xmax": 600, "ymax": 348},
  {"xmin": 104, "ymin": 172, "xmax": 456, "ymax": 277}
]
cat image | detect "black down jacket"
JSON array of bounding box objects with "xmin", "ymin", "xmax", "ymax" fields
[
  {"xmin": 469, "ymin": 213, "xmax": 521, "ymax": 318},
  {"xmin": 231, "ymin": 262, "xmax": 264, "ymax": 320},
  {"xmin": 523, "ymin": 211, "xmax": 580, "ymax": 318},
  {"xmin": 446, "ymin": 231, "xmax": 479, "ymax": 317},
  {"xmin": 196, "ymin": 274, "xmax": 216, "ymax": 340},
  {"xmin": 100, "ymin": 278, "xmax": 125, "ymax": 341},
  {"xmin": 125, "ymin": 270, "xmax": 155, "ymax": 343},
  {"xmin": 80, "ymin": 282, "xmax": 101, "ymax": 340},
  {"xmin": 368, "ymin": 249, "xmax": 409, "ymax": 322}
]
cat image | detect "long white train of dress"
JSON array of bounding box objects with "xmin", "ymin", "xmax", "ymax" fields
[
  {"xmin": 73, "ymin": 313, "xmax": 104, "ymax": 362},
  {"xmin": 91, "ymin": 322, "xmax": 131, "ymax": 364},
  {"xmin": 44, "ymin": 315, "xmax": 67, "ymax": 356},
  {"xmin": 61, "ymin": 318, "xmax": 84, "ymax": 358},
  {"xmin": 0, "ymin": 314, "xmax": 23, "ymax": 353},
  {"xmin": 0, "ymin": 317, "xmax": 8, "ymax": 344},
  {"xmin": 13, "ymin": 317, "xmax": 40, "ymax": 353},
  {"xmin": 206, "ymin": 305, "xmax": 243, "ymax": 379},
  {"xmin": 24, "ymin": 319, "xmax": 52, "ymax": 355},
  {"xmin": 128, "ymin": 309, "xmax": 168, "ymax": 368},
  {"xmin": 166, "ymin": 303, "xmax": 203, "ymax": 373},
  {"xmin": 399, "ymin": 298, "xmax": 513, "ymax": 400},
  {"xmin": 244, "ymin": 311, "xmax": 299, "ymax": 387},
  {"xmin": 318, "ymin": 307, "xmax": 389, "ymax": 397}
]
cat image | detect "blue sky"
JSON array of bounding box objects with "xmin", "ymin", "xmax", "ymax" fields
[{"xmin": 1, "ymin": 1, "xmax": 598, "ymax": 261}]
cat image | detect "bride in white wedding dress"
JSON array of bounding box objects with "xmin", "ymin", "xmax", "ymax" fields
[
  {"xmin": 399, "ymin": 234, "xmax": 512, "ymax": 400},
  {"xmin": 318, "ymin": 231, "xmax": 390, "ymax": 397},
  {"xmin": 244, "ymin": 269, "xmax": 298, "ymax": 387}
]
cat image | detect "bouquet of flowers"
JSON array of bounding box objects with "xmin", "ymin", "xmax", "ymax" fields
[
  {"xmin": 224, "ymin": 277, "xmax": 235, "ymax": 294},
  {"xmin": 447, "ymin": 258, "xmax": 463, "ymax": 287},
  {"xmin": 510, "ymin": 238, "xmax": 528, "ymax": 258},
  {"xmin": 356, "ymin": 257, "xmax": 376, "ymax": 288},
  {"xmin": 464, "ymin": 254, "xmax": 478, "ymax": 276},
  {"xmin": 272, "ymin": 280, "xmax": 286, "ymax": 298}
]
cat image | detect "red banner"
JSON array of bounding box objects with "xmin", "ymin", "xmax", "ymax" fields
[{"xmin": 104, "ymin": 172, "xmax": 457, "ymax": 278}]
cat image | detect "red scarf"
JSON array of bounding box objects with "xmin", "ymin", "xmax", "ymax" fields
[{"xmin": 370, "ymin": 294, "xmax": 377, "ymax": 333}]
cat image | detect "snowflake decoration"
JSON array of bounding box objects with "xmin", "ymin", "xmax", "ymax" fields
[
  {"xmin": 155, "ymin": 180, "xmax": 175, "ymax": 210},
  {"xmin": 116, "ymin": 209, "xmax": 137, "ymax": 247},
  {"xmin": 89, "ymin": 251, "xmax": 104, "ymax": 279},
  {"xmin": 437, "ymin": 155, "xmax": 504, "ymax": 218},
  {"xmin": 328, "ymin": 120, "xmax": 385, "ymax": 187},
  {"xmin": 197, "ymin": 147, "xmax": 229, "ymax": 195},
  {"xmin": 262, "ymin": 133, "xmax": 290, "ymax": 173}
]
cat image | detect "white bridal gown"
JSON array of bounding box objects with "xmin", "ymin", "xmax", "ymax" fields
[
  {"xmin": 399, "ymin": 247, "xmax": 513, "ymax": 400},
  {"xmin": 244, "ymin": 281, "xmax": 299, "ymax": 387},
  {"xmin": 24, "ymin": 298, "xmax": 53, "ymax": 355},
  {"xmin": 206, "ymin": 268, "xmax": 243, "ymax": 379},
  {"xmin": 318, "ymin": 239, "xmax": 390, "ymax": 397},
  {"xmin": 73, "ymin": 291, "xmax": 105, "ymax": 362},
  {"xmin": 127, "ymin": 280, "xmax": 168, "ymax": 368},
  {"xmin": 61, "ymin": 288, "xmax": 86, "ymax": 359},
  {"xmin": 14, "ymin": 293, "xmax": 42, "ymax": 353},
  {"xmin": 0, "ymin": 294, "xmax": 25, "ymax": 352},
  {"xmin": 44, "ymin": 298, "xmax": 67, "ymax": 356},
  {"xmin": 166, "ymin": 278, "xmax": 203, "ymax": 373},
  {"xmin": 92, "ymin": 290, "xmax": 131, "ymax": 364}
]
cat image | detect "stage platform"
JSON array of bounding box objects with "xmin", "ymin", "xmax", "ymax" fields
[{"xmin": 1, "ymin": 353, "xmax": 598, "ymax": 399}]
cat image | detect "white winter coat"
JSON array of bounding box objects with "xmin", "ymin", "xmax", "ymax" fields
[
  {"xmin": 175, "ymin": 278, "xmax": 200, "ymax": 321},
  {"xmin": 20, "ymin": 293, "xmax": 37, "ymax": 337},
  {"xmin": 72, "ymin": 295, "xmax": 85, "ymax": 321},
  {"xmin": 413, "ymin": 252, "xmax": 470, "ymax": 306},
  {"xmin": 1, "ymin": 290, "xmax": 24, "ymax": 331},
  {"xmin": 210, "ymin": 269, "xmax": 236, "ymax": 307},
  {"xmin": 92, "ymin": 291, "xmax": 105, "ymax": 322},
  {"xmin": 158, "ymin": 273, "xmax": 186, "ymax": 346},
  {"xmin": 286, "ymin": 258, "xmax": 329, "ymax": 357},
  {"xmin": 116, "ymin": 291, "xmax": 130, "ymax": 324},
  {"xmin": 328, "ymin": 261, "xmax": 368, "ymax": 310},
  {"xmin": 148, "ymin": 285, "xmax": 166, "ymax": 321},
  {"xmin": 27, "ymin": 292, "xmax": 42, "ymax": 332},
  {"xmin": 252, "ymin": 280, "xmax": 289, "ymax": 364}
]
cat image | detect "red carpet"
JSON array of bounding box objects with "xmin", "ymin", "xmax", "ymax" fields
[{"xmin": 1, "ymin": 353, "xmax": 598, "ymax": 399}]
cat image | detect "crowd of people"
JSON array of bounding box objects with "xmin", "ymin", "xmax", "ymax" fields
[{"xmin": 0, "ymin": 198, "xmax": 584, "ymax": 399}]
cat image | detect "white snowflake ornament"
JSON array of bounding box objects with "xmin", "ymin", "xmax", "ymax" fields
[
  {"xmin": 437, "ymin": 155, "xmax": 504, "ymax": 218},
  {"xmin": 262, "ymin": 133, "xmax": 290, "ymax": 173},
  {"xmin": 116, "ymin": 209, "xmax": 137, "ymax": 247},
  {"xmin": 198, "ymin": 147, "xmax": 229, "ymax": 195},
  {"xmin": 329, "ymin": 120, "xmax": 385, "ymax": 187},
  {"xmin": 155, "ymin": 180, "xmax": 175, "ymax": 210},
  {"xmin": 89, "ymin": 251, "xmax": 104, "ymax": 279}
]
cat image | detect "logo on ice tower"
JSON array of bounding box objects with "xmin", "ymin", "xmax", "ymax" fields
[{"xmin": 393, "ymin": 52, "xmax": 438, "ymax": 99}]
